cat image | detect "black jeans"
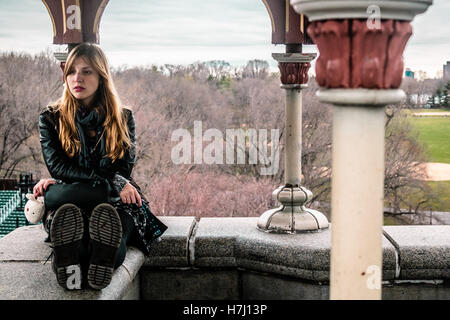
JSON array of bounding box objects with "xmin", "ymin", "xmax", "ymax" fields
[{"xmin": 44, "ymin": 206, "xmax": 136, "ymax": 270}]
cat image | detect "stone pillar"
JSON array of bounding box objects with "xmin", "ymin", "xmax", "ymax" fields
[
  {"xmin": 257, "ymin": 53, "xmax": 329, "ymax": 233},
  {"xmin": 290, "ymin": 0, "xmax": 433, "ymax": 300},
  {"xmin": 321, "ymin": 89, "xmax": 403, "ymax": 300},
  {"xmin": 54, "ymin": 52, "xmax": 68, "ymax": 74}
]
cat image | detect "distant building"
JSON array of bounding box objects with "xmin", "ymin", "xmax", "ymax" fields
[
  {"xmin": 444, "ymin": 61, "xmax": 450, "ymax": 80},
  {"xmin": 405, "ymin": 68, "xmax": 414, "ymax": 78}
]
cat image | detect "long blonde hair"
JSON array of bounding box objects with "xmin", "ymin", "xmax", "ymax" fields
[{"xmin": 52, "ymin": 43, "xmax": 131, "ymax": 162}]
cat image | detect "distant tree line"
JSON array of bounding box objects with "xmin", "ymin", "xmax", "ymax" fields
[
  {"xmin": 0, "ymin": 50, "xmax": 437, "ymax": 219},
  {"xmin": 425, "ymin": 80, "xmax": 450, "ymax": 108}
]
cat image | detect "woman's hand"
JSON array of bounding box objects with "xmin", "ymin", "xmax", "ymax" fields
[
  {"xmin": 33, "ymin": 178, "xmax": 56, "ymax": 198},
  {"xmin": 120, "ymin": 182, "xmax": 142, "ymax": 207}
]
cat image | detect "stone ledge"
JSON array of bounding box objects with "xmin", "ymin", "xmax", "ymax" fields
[
  {"xmin": 383, "ymin": 226, "xmax": 450, "ymax": 280},
  {"xmin": 145, "ymin": 216, "xmax": 196, "ymax": 267},
  {"xmin": 140, "ymin": 218, "xmax": 449, "ymax": 300},
  {"xmin": 191, "ymin": 218, "xmax": 397, "ymax": 281},
  {"xmin": 0, "ymin": 225, "xmax": 144, "ymax": 300},
  {"xmin": 1, "ymin": 217, "xmax": 449, "ymax": 300},
  {"xmin": 145, "ymin": 217, "xmax": 448, "ymax": 282}
]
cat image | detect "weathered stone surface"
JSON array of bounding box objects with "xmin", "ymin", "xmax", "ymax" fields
[
  {"xmin": 0, "ymin": 225, "xmax": 144, "ymax": 300},
  {"xmin": 193, "ymin": 217, "xmax": 246, "ymax": 267},
  {"xmin": 0, "ymin": 257, "xmax": 142, "ymax": 300},
  {"xmin": 0, "ymin": 225, "xmax": 51, "ymax": 261},
  {"xmin": 383, "ymin": 280, "xmax": 450, "ymax": 300},
  {"xmin": 3, "ymin": 219, "xmax": 449, "ymax": 300},
  {"xmin": 242, "ymin": 271, "xmax": 329, "ymax": 300},
  {"xmin": 144, "ymin": 216, "xmax": 197, "ymax": 267},
  {"xmin": 193, "ymin": 218, "xmax": 397, "ymax": 281},
  {"xmin": 383, "ymin": 225, "xmax": 450, "ymax": 280},
  {"xmin": 242, "ymin": 271, "xmax": 450, "ymax": 300},
  {"xmin": 141, "ymin": 269, "xmax": 239, "ymax": 300},
  {"xmin": 121, "ymin": 275, "xmax": 140, "ymax": 300}
]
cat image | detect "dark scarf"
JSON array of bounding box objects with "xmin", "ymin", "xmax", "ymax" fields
[{"xmin": 75, "ymin": 107, "xmax": 111, "ymax": 169}]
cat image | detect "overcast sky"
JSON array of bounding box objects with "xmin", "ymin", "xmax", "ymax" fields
[{"xmin": 0, "ymin": 0, "xmax": 448, "ymax": 78}]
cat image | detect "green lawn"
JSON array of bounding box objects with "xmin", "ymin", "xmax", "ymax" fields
[
  {"xmin": 409, "ymin": 117, "xmax": 450, "ymax": 163},
  {"xmin": 389, "ymin": 115, "xmax": 450, "ymax": 218}
]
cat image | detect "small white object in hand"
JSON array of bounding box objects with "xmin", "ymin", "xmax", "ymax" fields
[{"xmin": 24, "ymin": 193, "xmax": 45, "ymax": 224}]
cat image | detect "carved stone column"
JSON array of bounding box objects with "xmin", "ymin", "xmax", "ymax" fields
[
  {"xmin": 291, "ymin": 0, "xmax": 433, "ymax": 300},
  {"xmin": 257, "ymin": 53, "xmax": 329, "ymax": 233}
]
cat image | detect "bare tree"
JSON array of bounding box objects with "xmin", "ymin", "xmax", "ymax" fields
[
  {"xmin": 384, "ymin": 105, "xmax": 436, "ymax": 216},
  {"xmin": 0, "ymin": 50, "xmax": 61, "ymax": 178},
  {"xmin": 205, "ymin": 60, "xmax": 231, "ymax": 81},
  {"xmin": 0, "ymin": 51, "xmax": 437, "ymax": 222},
  {"xmin": 242, "ymin": 59, "xmax": 270, "ymax": 80},
  {"xmin": 185, "ymin": 62, "xmax": 210, "ymax": 82},
  {"xmin": 301, "ymin": 78, "xmax": 333, "ymax": 208},
  {"xmin": 400, "ymin": 77, "xmax": 443, "ymax": 108}
]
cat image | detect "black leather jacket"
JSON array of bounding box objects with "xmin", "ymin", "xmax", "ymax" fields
[{"xmin": 39, "ymin": 107, "xmax": 136, "ymax": 184}]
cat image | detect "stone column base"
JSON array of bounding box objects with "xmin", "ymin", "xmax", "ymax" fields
[{"xmin": 257, "ymin": 185, "xmax": 329, "ymax": 233}]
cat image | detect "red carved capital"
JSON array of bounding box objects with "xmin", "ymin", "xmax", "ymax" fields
[
  {"xmin": 278, "ymin": 62, "xmax": 311, "ymax": 85},
  {"xmin": 308, "ymin": 20, "xmax": 351, "ymax": 88},
  {"xmin": 307, "ymin": 19, "xmax": 412, "ymax": 89}
]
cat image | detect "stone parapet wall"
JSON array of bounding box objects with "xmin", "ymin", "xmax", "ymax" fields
[
  {"xmin": 0, "ymin": 217, "xmax": 448, "ymax": 300},
  {"xmin": 141, "ymin": 217, "xmax": 449, "ymax": 300},
  {"xmin": 145, "ymin": 217, "xmax": 449, "ymax": 281}
]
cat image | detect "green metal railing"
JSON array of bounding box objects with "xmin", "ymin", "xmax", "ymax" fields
[{"xmin": 0, "ymin": 190, "xmax": 21, "ymax": 225}]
